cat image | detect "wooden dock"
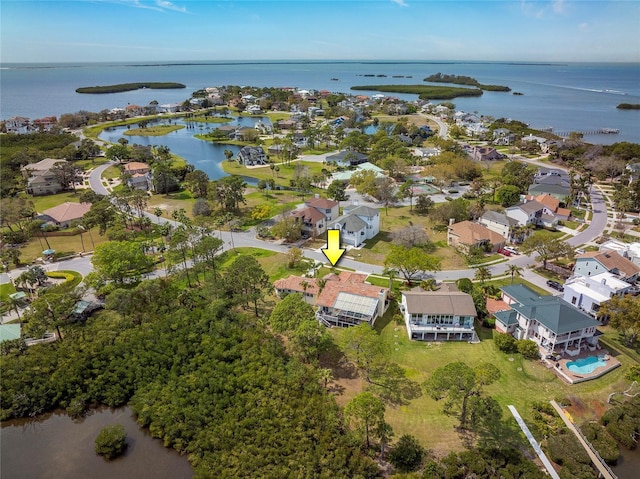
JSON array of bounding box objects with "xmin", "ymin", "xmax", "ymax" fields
[
  {"xmin": 549, "ymin": 400, "xmax": 618, "ymax": 479},
  {"xmin": 555, "ymin": 128, "xmax": 620, "ymax": 137}
]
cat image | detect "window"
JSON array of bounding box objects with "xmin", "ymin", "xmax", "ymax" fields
[{"xmin": 571, "ymin": 297, "xmax": 577, "ymax": 305}]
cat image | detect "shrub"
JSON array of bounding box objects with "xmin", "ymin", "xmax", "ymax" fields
[
  {"xmin": 494, "ymin": 331, "xmax": 517, "ymax": 353},
  {"xmin": 95, "ymin": 424, "xmax": 127, "ymax": 459},
  {"xmin": 192, "ymin": 198, "xmax": 211, "ymax": 217},
  {"xmin": 517, "ymin": 339, "xmax": 540, "ymax": 359},
  {"xmin": 581, "ymin": 422, "xmax": 619, "ymax": 464},
  {"xmin": 388, "ymin": 434, "xmax": 424, "ymax": 473},
  {"xmin": 456, "ymin": 277, "xmax": 473, "ymax": 293},
  {"xmin": 482, "ymin": 317, "xmax": 496, "ymax": 328}
]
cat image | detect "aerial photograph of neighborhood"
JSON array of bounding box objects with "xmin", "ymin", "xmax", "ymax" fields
[{"xmin": 1, "ymin": 1, "xmax": 639, "ymax": 478}]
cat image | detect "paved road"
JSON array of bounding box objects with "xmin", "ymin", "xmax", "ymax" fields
[{"xmin": 89, "ymin": 161, "xmax": 115, "ymax": 195}]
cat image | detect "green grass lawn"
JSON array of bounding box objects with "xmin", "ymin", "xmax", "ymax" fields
[
  {"xmin": 19, "ymin": 226, "xmax": 108, "ymax": 263},
  {"xmin": 221, "ymin": 160, "xmax": 329, "ymax": 188},
  {"xmin": 218, "ymin": 247, "xmax": 310, "ymax": 282},
  {"xmin": 123, "ymin": 125, "xmax": 185, "ymax": 136},
  {"xmin": 30, "ymin": 191, "xmax": 85, "ymax": 213},
  {"xmin": 327, "ymin": 304, "xmax": 636, "ymax": 454},
  {"xmin": 102, "ymin": 165, "xmax": 121, "ymax": 180}
]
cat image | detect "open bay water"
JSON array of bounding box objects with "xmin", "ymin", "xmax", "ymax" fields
[{"xmin": 1, "ymin": 60, "xmax": 639, "ymax": 144}]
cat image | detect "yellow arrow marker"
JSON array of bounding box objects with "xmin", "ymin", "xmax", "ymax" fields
[{"xmin": 322, "ymin": 229, "xmax": 346, "ymax": 266}]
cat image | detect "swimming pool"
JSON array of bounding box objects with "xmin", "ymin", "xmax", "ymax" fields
[{"xmin": 566, "ymin": 356, "xmax": 608, "ymax": 374}]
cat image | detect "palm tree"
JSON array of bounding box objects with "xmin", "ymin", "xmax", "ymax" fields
[
  {"xmin": 474, "ymin": 266, "xmax": 492, "ymax": 284},
  {"xmin": 507, "ymin": 264, "xmax": 523, "ymax": 285}
]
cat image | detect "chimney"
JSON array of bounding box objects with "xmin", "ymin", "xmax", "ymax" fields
[
  {"xmin": 449, "ymin": 218, "xmax": 455, "ymax": 226},
  {"xmin": 315, "ymin": 193, "xmax": 320, "ymax": 199}
]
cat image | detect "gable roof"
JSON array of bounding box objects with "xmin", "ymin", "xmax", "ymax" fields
[
  {"xmin": 528, "ymin": 183, "xmax": 570, "ymax": 197},
  {"xmin": 273, "ymin": 276, "xmax": 319, "ymax": 296},
  {"xmin": 402, "ymin": 290, "xmax": 477, "ymax": 317},
  {"xmin": 305, "ymin": 197, "xmax": 339, "ymax": 210},
  {"xmin": 124, "ymin": 162, "xmax": 150, "ymax": 172},
  {"xmin": 291, "ymin": 206, "xmax": 326, "ymax": 225},
  {"xmin": 480, "ymin": 210, "xmax": 518, "ymax": 227},
  {"xmin": 576, "ymin": 250, "xmax": 640, "ymax": 278},
  {"xmin": 330, "ymin": 214, "xmax": 367, "ymax": 232},
  {"xmin": 533, "ymin": 193, "xmax": 560, "ymax": 212},
  {"xmin": 316, "ymin": 278, "xmax": 386, "ymax": 308},
  {"xmin": 42, "ymin": 202, "xmax": 91, "ymax": 224},
  {"xmin": 448, "ymin": 220, "xmax": 504, "ymax": 245},
  {"xmin": 512, "ymin": 200, "xmax": 545, "ymax": 215},
  {"xmin": 344, "ymin": 205, "xmax": 379, "ymax": 217}
]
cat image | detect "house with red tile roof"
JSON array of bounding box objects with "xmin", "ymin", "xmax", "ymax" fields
[{"xmin": 274, "ymin": 271, "xmax": 388, "ymax": 327}]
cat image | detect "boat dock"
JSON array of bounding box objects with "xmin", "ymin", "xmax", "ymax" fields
[{"xmin": 555, "ymin": 128, "xmax": 620, "ymax": 137}]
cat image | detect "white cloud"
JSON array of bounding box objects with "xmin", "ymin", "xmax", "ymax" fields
[
  {"xmin": 391, "ymin": 0, "xmax": 408, "ymax": 7},
  {"xmin": 552, "ymin": 0, "xmax": 565, "ymax": 14},
  {"xmin": 155, "ymin": 0, "xmax": 188, "ymax": 13}
]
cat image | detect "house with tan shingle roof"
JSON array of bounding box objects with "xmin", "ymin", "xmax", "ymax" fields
[
  {"xmin": 574, "ymin": 250, "xmax": 640, "ymax": 283},
  {"xmin": 524, "ymin": 193, "xmax": 571, "ymax": 221},
  {"xmin": 447, "ymin": 220, "xmax": 505, "ymax": 254},
  {"xmin": 39, "ymin": 202, "xmax": 91, "ymax": 228},
  {"xmin": 290, "ymin": 206, "xmax": 328, "ymax": 238},
  {"xmin": 400, "ymin": 284, "xmax": 478, "ymax": 341},
  {"xmin": 22, "ymin": 158, "xmax": 67, "ymax": 196}
]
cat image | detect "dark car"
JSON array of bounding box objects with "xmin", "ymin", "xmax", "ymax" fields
[{"xmin": 546, "ymin": 280, "xmax": 564, "ymax": 292}]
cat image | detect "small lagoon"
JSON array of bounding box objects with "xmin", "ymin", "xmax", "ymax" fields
[{"xmin": 99, "ymin": 115, "xmax": 271, "ymax": 182}]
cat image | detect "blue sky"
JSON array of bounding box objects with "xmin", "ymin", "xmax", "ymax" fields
[{"xmin": 1, "ymin": 0, "xmax": 639, "ymax": 63}]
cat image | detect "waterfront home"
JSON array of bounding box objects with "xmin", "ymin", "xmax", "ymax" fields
[
  {"xmin": 493, "ymin": 284, "xmax": 600, "ymax": 356},
  {"xmin": 447, "ymin": 220, "xmax": 505, "ymax": 254},
  {"xmin": 470, "ymin": 146, "xmax": 505, "ymax": 162},
  {"xmin": 562, "ymin": 272, "xmax": 633, "ymax": 322},
  {"xmin": 22, "ymin": 158, "xmax": 67, "ymax": 196},
  {"xmin": 400, "ymin": 284, "xmax": 478, "ymax": 342},
  {"xmin": 574, "ymin": 250, "xmax": 640, "ymax": 283},
  {"xmin": 237, "ymin": 146, "xmax": 267, "ymax": 166},
  {"xmin": 123, "ymin": 162, "xmax": 153, "ymax": 191}
]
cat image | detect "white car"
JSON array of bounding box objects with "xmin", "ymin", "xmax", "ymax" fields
[{"xmin": 504, "ymin": 246, "xmax": 520, "ymax": 255}]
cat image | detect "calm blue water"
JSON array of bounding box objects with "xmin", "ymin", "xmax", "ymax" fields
[
  {"xmin": 1, "ymin": 61, "xmax": 639, "ymax": 144},
  {"xmin": 566, "ymin": 355, "xmax": 607, "ymax": 374},
  {"xmin": 99, "ymin": 116, "xmax": 269, "ymax": 181}
]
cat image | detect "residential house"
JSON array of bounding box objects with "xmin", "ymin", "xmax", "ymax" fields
[
  {"xmin": 124, "ymin": 162, "xmax": 153, "ymax": 191},
  {"xmin": 400, "ymin": 284, "xmax": 478, "ymax": 341},
  {"xmin": 22, "ymin": 158, "xmax": 67, "ymax": 196},
  {"xmin": 125, "ymin": 104, "xmax": 145, "ymax": 117},
  {"xmin": 528, "ymin": 167, "xmax": 571, "ymax": 201},
  {"xmin": 5, "ymin": 116, "xmax": 30, "ymax": 133},
  {"xmin": 524, "ymin": 193, "xmax": 571, "ymax": 221},
  {"xmin": 330, "ymin": 162, "xmax": 385, "ymax": 184},
  {"xmin": 447, "ymin": 220, "xmax": 506, "ymax": 253},
  {"xmin": 492, "ymin": 128, "xmax": 515, "ymax": 145},
  {"xmin": 290, "ymin": 206, "xmax": 327, "ymax": 238},
  {"xmin": 625, "ymin": 163, "xmax": 640, "ymax": 184},
  {"xmin": 478, "ymin": 211, "xmax": 519, "ymax": 242},
  {"xmin": 505, "ymin": 200, "xmax": 558, "ymax": 228},
  {"xmin": 39, "ymin": 202, "xmax": 91, "ymax": 228},
  {"xmin": 273, "ymin": 276, "xmax": 320, "ymax": 304},
  {"xmin": 598, "ymin": 240, "xmax": 640, "ymax": 266},
  {"xmin": 305, "ymin": 197, "xmax": 339, "ymax": 222},
  {"xmin": 563, "ymin": 272, "xmax": 633, "ymax": 321},
  {"xmin": 327, "ymin": 204, "xmax": 380, "ymax": 247},
  {"xmin": 315, "ymin": 272, "xmax": 388, "ymax": 328},
  {"xmin": 326, "ymin": 150, "xmax": 369, "ymax": 167},
  {"xmin": 527, "ymin": 183, "xmax": 570, "ymax": 202},
  {"xmin": 574, "ymin": 250, "xmax": 640, "ymax": 283},
  {"xmin": 237, "ymin": 146, "xmax": 267, "ymax": 165},
  {"xmin": 493, "ymin": 284, "xmax": 600, "ymax": 356}
]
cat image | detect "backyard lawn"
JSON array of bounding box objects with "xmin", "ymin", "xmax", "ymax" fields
[{"xmin": 326, "ymin": 303, "xmax": 636, "ymax": 455}]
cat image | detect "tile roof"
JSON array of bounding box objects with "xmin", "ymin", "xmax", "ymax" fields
[
  {"xmin": 402, "ymin": 290, "xmax": 477, "ymax": 317},
  {"xmin": 273, "ymin": 276, "xmax": 320, "ymax": 296},
  {"xmin": 576, "ymin": 250, "xmax": 640, "ymax": 278},
  {"xmin": 448, "ymin": 220, "xmax": 504, "ymax": 245},
  {"xmin": 534, "ymin": 193, "xmax": 560, "ymax": 212},
  {"xmin": 124, "ymin": 162, "xmax": 150, "ymax": 172},
  {"xmin": 42, "ymin": 202, "xmax": 91, "ymax": 224},
  {"xmin": 486, "ymin": 298, "xmax": 511, "ymax": 316},
  {"xmin": 316, "ymin": 280, "xmax": 386, "ymax": 308}
]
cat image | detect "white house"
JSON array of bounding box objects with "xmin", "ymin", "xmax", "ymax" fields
[
  {"xmin": 562, "ymin": 272, "xmax": 633, "ymax": 321},
  {"xmin": 400, "ymin": 284, "xmax": 478, "ymax": 342},
  {"xmin": 478, "ymin": 211, "xmax": 519, "ymax": 241},
  {"xmin": 574, "ymin": 250, "xmax": 640, "ymax": 283},
  {"xmin": 505, "ymin": 200, "xmax": 557, "ymax": 228},
  {"xmin": 328, "ymin": 205, "xmax": 380, "ymax": 248},
  {"xmin": 493, "ymin": 284, "xmax": 600, "ymax": 357}
]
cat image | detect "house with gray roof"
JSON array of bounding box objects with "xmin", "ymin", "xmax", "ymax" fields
[
  {"xmin": 478, "ymin": 211, "xmax": 519, "ymax": 241},
  {"xmin": 400, "ymin": 284, "xmax": 478, "ymax": 342},
  {"xmin": 328, "ymin": 204, "xmax": 380, "ymax": 247},
  {"xmin": 326, "ymin": 150, "xmax": 369, "ymax": 167},
  {"xmin": 494, "ymin": 284, "xmax": 600, "ymax": 357},
  {"xmin": 237, "ymin": 146, "xmax": 267, "ymax": 165},
  {"xmin": 527, "ymin": 183, "xmax": 570, "ymax": 202}
]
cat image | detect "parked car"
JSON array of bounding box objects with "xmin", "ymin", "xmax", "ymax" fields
[
  {"xmin": 504, "ymin": 246, "xmax": 520, "ymax": 255},
  {"xmin": 575, "ymin": 248, "xmax": 586, "ymax": 255},
  {"xmin": 498, "ymin": 248, "xmax": 511, "ymax": 256},
  {"xmin": 546, "ymin": 280, "xmax": 564, "ymax": 292}
]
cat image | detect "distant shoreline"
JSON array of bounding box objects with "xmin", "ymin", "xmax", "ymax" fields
[{"xmin": 76, "ymin": 82, "xmax": 186, "ymax": 94}]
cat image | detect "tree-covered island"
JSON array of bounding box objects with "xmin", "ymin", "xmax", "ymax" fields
[
  {"xmin": 76, "ymin": 82, "xmax": 186, "ymax": 94},
  {"xmin": 351, "ymin": 84, "xmax": 483, "ymax": 100},
  {"xmin": 424, "ymin": 73, "xmax": 511, "ymax": 92}
]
